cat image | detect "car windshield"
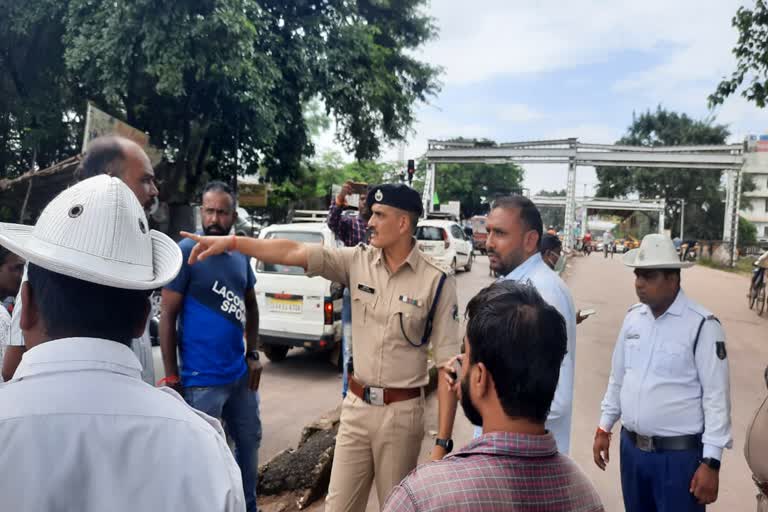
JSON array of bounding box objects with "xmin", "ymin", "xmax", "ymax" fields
[
  {"xmin": 257, "ymin": 231, "xmax": 324, "ymax": 275},
  {"xmin": 416, "ymin": 226, "xmax": 445, "ymax": 241}
]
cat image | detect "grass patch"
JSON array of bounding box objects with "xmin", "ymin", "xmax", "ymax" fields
[{"xmin": 697, "ymin": 256, "xmax": 754, "ymax": 276}]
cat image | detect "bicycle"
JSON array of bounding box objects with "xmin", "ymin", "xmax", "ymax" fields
[{"xmin": 749, "ymin": 267, "xmax": 767, "ymax": 315}]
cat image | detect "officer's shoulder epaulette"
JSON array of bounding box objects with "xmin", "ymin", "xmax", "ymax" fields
[
  {"xmin": 627, "ymin": 303, "xmax": 644, "ymax": 313},
  {"xmin": 686, "ymin": 301, "xmax": 717, "ymax": 321},
  {"xmin": 420, "ymin": 253, "xmax": 451, "ymax": 275}
]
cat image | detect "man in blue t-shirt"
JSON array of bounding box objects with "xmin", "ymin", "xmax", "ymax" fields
[{"xmin": 160, "ymin": 181, "xmax": 262, "ymax": 512}]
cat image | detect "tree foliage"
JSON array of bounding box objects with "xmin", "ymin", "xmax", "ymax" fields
[
  {"xmin": 594, "ymin": 107, "xmax": 744, "ymax": 239},
  {"xmin": 1, "ymin": 0, "xmax": 440, "ymax": 204},
  {"xmin": 262, "ymin": 151, "xmax": 405, "ymax": 221},
  {"xmin": 739, "ymin": 216, "xmax": 758, "ymax": 246},
  {"xmin": 710, "ymin": 1, "xmax": 768, "ymax": 108},
  {"xmin": 434, "ymin": 162, "xmax": 524, "ymax": 218},
  {"xmin": 0, "ymin": 0, "xmax": 82, "ymax": 177}
]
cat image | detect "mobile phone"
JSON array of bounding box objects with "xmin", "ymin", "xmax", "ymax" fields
[
  {"xmin": 580, "ymin": 308, "xmax": 596, "ymax": 317},
  {"xmin": 446, "ymin": 356, "xmax": 462, "ymax": 384}
]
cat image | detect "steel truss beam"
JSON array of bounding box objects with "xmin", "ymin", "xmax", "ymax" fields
[{"xmin": 424, "ymin": 139, "xmax": 745, "ymax": 265}]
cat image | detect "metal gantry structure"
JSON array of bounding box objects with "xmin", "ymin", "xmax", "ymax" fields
[
  {"xmin": 422, "ymin": 138, "xmax": 745, "ymax": 265},
  {"xmin": 531, "ymin": 196, "xmax": 667, "ymax": 234}
]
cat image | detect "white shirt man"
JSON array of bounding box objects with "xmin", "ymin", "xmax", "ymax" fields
[
  {"xmin": 0, "ymin": 175, "xmax": 245, "ymax": 511},
  {"xmin": 594, "ymin": 234, "xmax": 731, "ymax": 511}
]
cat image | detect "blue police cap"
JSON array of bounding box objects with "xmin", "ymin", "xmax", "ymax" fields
[{"xmin": 366, "ymin": 184, "xmax": 423, "ymax": 216}]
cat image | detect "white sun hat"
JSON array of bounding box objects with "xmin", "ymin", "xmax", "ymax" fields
[
  {"xmin": 0, "ymin": 175, "xmax": 181, "ymax": 290},
  {"xmin": 623, "ymin": 233, "xmax": 694, "ymax": 270}
]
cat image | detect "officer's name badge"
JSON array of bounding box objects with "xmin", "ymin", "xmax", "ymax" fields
[{"xmin": 399, "ymin": 295, "xmax": 422, "ymax": 307}]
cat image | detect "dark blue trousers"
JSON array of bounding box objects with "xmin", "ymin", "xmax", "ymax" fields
[{"xmin": 620, "ymin": 429, "xmax": 705, "ymax": 512}]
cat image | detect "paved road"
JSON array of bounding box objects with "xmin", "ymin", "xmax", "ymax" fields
[{"xmin": 256, "ymin": 253, "xmax": 767, "ymax": 510}]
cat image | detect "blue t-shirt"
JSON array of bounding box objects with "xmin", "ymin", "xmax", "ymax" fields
[{"xmin": 165, "ymin": 238, "xmax": 256, "ymax": 387}]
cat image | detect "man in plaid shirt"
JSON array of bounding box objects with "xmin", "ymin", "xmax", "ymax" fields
[
  {"xmin": 383, "ymin": 281, "xmax": 603, "ymax": 512},
  {"xmin": 327, "ymin": 181, "xmax": 370, "ymax": 397}
]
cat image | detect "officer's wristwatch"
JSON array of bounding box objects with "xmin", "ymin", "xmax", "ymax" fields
[
  {"xmin": 700, "ymin": 457, "xmax": 721, "ymax": 471},
  {"xmin": 435, "ymin": 438, "xmax": 453, "ymax": 453},
  {"xmin": 246, "ymin": 350, "xmax": 260, "ymax": 362}
]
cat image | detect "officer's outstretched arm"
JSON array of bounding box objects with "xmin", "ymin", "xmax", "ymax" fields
[{"xmin": 180, "ymin": 233, "xmax": 309, "ymax": 269}]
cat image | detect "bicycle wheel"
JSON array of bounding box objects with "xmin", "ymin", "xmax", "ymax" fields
[
  {"xmin": 750, "ymin": 282, "xmax": 759, "ymax": 309},
  {"xmin": 760, "ymin": 284, "xmax": 767, "ymax": 316}
]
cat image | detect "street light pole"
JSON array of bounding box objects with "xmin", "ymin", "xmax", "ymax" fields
[{"xmin": 680, "ymin": 198, "xmax": 685, "ymax": 239}]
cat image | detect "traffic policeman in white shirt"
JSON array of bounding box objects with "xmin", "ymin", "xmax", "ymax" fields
[
  {"xmin": 593, "ymin": 234, "xmax": 732, "ymax": 511},
  {"xmin": 0, "ymin": 176, "xmax": 245, "ymax": 511}
]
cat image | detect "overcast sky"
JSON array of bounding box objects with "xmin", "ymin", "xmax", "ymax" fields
[{"xmin": 315, "ymin": 1, "xmax": 767, "ymax": 195}]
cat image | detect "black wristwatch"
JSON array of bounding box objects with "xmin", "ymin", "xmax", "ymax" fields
[
  {"xmin": 700, "ymin": 457, "xmax": 721, "ymax": 471},
  {"xmin": 435, "ymin": 438, "xmax": 453, "ymax": 453},
  {"xmin": 246, "ymin": 350, "xmax": 260, "ymax": 362}
]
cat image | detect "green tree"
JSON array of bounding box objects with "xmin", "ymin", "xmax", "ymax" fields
[
  {"xmin": 594, "ymin": 107, "xmax": 741, "ymax": 239},
  {"xmin": 739, "ymin": 216, "xmax": 758, "ymax": 246},
  {"xmin": 1, "ymin": 0, "xmax": 440, "ymax": 207},
  {"xmin": 710, "ymin": 1, "xmax": 768, "ymax": 107},
  {"xmin": 0, "ymin": 0, "xmax": 82, "ymax": 178},
  {"xmin": 434, "ymin": 162, "xmax": 524, "ymax": 218}
]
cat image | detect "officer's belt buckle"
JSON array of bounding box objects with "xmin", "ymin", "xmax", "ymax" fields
[
  {"xmin": 635, "ymin": 434, "xmax": 655, "ymax": 452},
  {"xmin": 363, "ymin": 386, "xmax": 385, "ymax": 406}
]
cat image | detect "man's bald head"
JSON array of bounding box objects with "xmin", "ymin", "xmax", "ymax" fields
[{"xmin": 77, "ymin": 136, "xmax": 158, "ymax": 212}]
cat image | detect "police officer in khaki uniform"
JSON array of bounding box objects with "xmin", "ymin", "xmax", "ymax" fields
[
  {"xmin": 181, "ymin": 184, "xmax": 461, "ymax": 511},
  {"xmin": 746, "ymin": 368, "xmax": 768, "ymax": 511}
]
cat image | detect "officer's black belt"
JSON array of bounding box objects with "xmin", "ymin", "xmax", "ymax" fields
[{"xmin": 622, "ymin": 427, "xmax": 702, "ymax": 452}]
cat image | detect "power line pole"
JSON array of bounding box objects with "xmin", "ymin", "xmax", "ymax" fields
[{"xmin": 680, "ymin": 198, "xmax": 685, "ymax": 239}]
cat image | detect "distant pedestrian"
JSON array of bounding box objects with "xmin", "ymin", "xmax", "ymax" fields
[{"xmin": 602, "ymin": 230, "xmax": 615, "ymax": 259}]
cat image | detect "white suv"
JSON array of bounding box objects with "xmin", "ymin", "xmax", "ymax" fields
[
  {"xmin": 252, "ymin": 223, "xmax": 344, "ymax": 363},
  {"xmin": 416, "ymin": 220, "xmax": 473, "ymax": 273}
]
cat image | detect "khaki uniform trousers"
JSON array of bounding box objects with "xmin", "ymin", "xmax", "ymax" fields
[
  {"xmin": 747, "ymin": 394, "xmax": 768, "ymax": 512},
  {"xmin": 325, "ymin": 392, "xmax": 425, "ymax": 512}
]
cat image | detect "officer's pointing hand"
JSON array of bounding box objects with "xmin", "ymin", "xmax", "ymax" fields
[
  {"xmin": 690, "ymin": 464, "xmax": 719, "ymax": 505},
  {"xmin": 180, "ymin": 232, "xmax": 232, "ymax": 264}
]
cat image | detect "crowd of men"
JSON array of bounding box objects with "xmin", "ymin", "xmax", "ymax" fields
[{"xmin": 0, "ymin": 135, "xmax": 763, "ymax": 512}]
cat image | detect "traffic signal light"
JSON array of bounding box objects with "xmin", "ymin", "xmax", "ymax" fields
[{"xmin": 407, "ymin": 159, "xmax": 415, "ymax": 185}]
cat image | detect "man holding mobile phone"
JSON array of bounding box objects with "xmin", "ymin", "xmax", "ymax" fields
[{"xmin": 327, "ymin": 181, "xmax": 371, "ymax": 397}]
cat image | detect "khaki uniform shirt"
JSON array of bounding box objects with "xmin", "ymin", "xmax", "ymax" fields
[{"xmin": 307, "ymin": 242, "xmax": 460, "ymax": 388}]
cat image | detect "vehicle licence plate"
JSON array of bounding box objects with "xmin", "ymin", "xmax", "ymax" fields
[
  {"xmin": 267, "ymin": 297, "xmax": 303, "ymax": 314},
  {"xmin": 419, "ymin": 244, "xmax": 434, "ymax": 252}
]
